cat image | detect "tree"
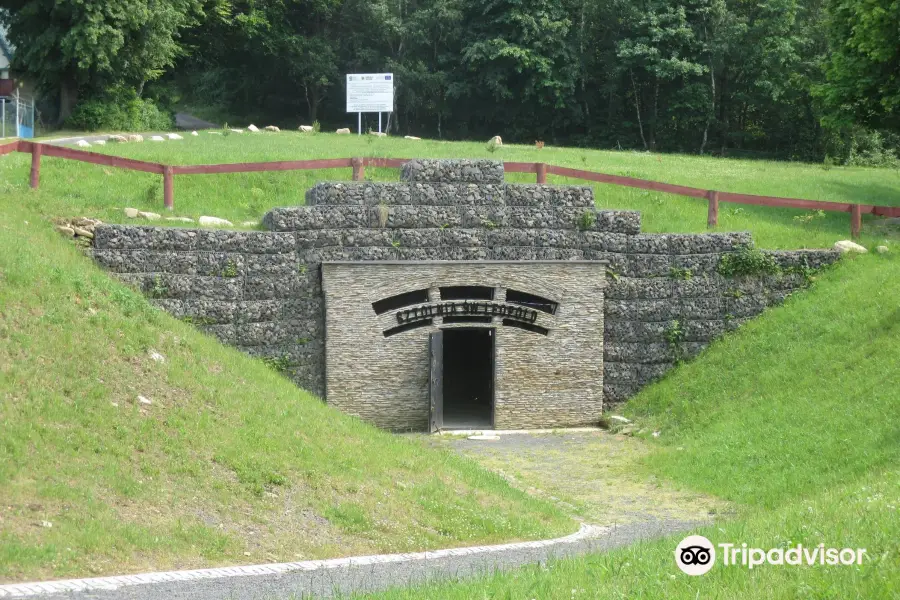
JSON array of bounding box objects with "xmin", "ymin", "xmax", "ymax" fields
[
  {"xmin": 822, "ymin": 0, "xmax": 900, "ymax": 130},
  {"xmin": 0, "ymin": 0, "xmax": 202, "ymax": 121}
]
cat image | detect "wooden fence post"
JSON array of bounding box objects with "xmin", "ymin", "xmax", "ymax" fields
[
  {"xmin": 850, "ymin": 204, "xmax": 861, "ymax": 239},
  {"xmin": 351, "ymin": 157, "xmax": 365, "ymax": 181},
  {"xmin": 706, "ymin": 190, "xmax": 719, "ymax": 229},
  {"xmin": 536, "ymin": 162, "xmax": 547, "ymax": 184},
  {"xmin": 163, "ymin": 166, "xmax": 174, "ymax": 210},
  {"xmin": 29, "ymin": 143, "xmax": 42, "ymax": 189}
]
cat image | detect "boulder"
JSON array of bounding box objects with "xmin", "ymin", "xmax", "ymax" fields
[
  {"xmin": 165, "ymin": 216, "xmax": 195, "ymax": 223},
  {"xmin": 108, "ymin": 135, "xmax": 128, "ymax": 143},
  {"xmin": 404, "ymin": 135, "xmax": 421, "ymax": 140},
  {"xmin": 94, "ymin": 140, "xmax": 106, "ymax": 145},
  {"xmin": 75, "ymin": 139, "xmax": 91, "ymax": 147},
  {"xmin": 150, "ymin": 135, "xmax": 165, "ymax": 142},
  {"xmin": 208, "ymin": 131, "xmax": 222, "ymax": 135},
  {"xmin": 336, "ymin": 128, "xmax": 351, "ymax": 134},
  {"xmin": 247, "ymin": 124, "xmax": 260, "ymax": 132},
  {"xmin": 126, "ymin": 134, "xmax": 144, "ymax": 142},
  {"xmin": 299, "ymin": 125, "xmax": 314, "ymax": 132},
  {"xmin": 876, "ymin": 245, "xmax": 890, "ymax": 254},
  {"xmin": 199, "ymin": 215, "xmax": 234, "ymax": 227},
  {"xmin": 229, "ymin": 129, "xmax": 244, "ymax": 133},
  {"xmin": 137, "ymin": 395, "xmax": 152, "ymax": 405},
  {"xmin": 138, "ymin": 211, "xmax": 162, "ymax": 221},
  {"xmin": 488, "ymin": 135, "xmax": 502, "ymax": 146},
  {"xmin": 369, "ymin": 131, "xmax": 386, "ymax": 137},
  {"xmin": 55, "ymin": 225, "xmax": 75, "ymax": 237},
  {"xmin": 264, "ymin": 125, "xmax": 280, "ymax": 132},
  {"xmin": 124, "ymin": 207, "xmax": 140, "ymax": 218},
  {"xmin": 834, "ymin": 240, "xmax": 867, "ymax": 254},
  {"xmin": 610, "ymin": 415, "xmax": 631, "ymax": 424},
  {"xmin": 73, "ymin": 227, "xmax": 94, "ymax": 239},
  {"xmin": 191, "ymin": 131, "xmax": 199, "ymax": 136},
  {"xmin": 167, "ymin": 133, "xmax": 183, "ymax": 140}
]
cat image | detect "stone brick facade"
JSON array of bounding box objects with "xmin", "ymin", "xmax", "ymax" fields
[
  {"xmin": 323, "ymin": 262, "xmax": 605, "ymax": 430},
  {"xmin": 92, "ymin": 159, "xmax": 842, "ymax": 428}
]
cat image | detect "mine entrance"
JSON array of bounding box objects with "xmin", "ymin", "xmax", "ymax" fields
[{"xmin": 429, "ymin": 328, "xmax": 494, "ymax": 431}]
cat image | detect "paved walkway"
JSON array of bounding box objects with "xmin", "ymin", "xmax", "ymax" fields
[{"xmin": 0, "ymin": 520, "xmax": 701, "ymax": 599}]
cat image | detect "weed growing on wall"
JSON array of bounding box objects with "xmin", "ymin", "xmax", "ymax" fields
[
  {"xmin": 222, "ymin": 259, "xmax": 239, "ymax": 278},
  {"xmin": 665, "ymin": 319, "xmax": 686, "ymax": 364},
  {"xmin": 262, "ymin": 354, "xmax": 291, "ymax": 374},
  {"xmin": 669, "ymin": 266, "xmax": 693, "ymax": 280},
  {"xmin": 577, "ymin": 210, "xmax": 596, "ymax": 231},
  {"xmin": 149, "ymin": 275, "xmax": 168, "ymax": 298},
  {"xmin": 718, "ymin": 245, "xmax": 780, "ymax": 277}
]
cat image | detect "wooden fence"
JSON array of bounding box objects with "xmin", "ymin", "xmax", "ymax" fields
[{"xmin": 3, "ymin": 139, "xmax": 898, "ymax": 238}]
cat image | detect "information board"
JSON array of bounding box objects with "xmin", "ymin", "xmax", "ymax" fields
[{"xmin": 346, "ymin": 73, "xmax": 394, "ymax": 113}]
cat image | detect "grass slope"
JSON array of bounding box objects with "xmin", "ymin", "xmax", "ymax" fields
[
  {"xmin": 2, "ymin": 132, "xmax": 899, "ymax": 249},
  {"xmin": 363, "ymin": 255, "xmax": 900, "ymax": 598},
  {"xmin": 0, "ymin": 199, "xmax": 572, "ymax": 583}
]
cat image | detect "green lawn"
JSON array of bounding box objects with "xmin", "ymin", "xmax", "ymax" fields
[
  {"xmin": 0, "ymin": 197, "xmax": 573, "ymax": 583},
  {"xmin": 2, "ymin": 131, "xmax": 899, "ymax": 249},
  {"xmin": 361, "ymin": 254, "xmax": 900, "ymax": 599}
]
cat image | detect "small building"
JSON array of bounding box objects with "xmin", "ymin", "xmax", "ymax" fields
[{"xmin": 92, "ymin": 159, "xmax": 840, "ymax": 431}]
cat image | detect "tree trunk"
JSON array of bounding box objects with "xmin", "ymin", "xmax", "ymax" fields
[
  {"xmin": 58, "ymin": 78, "xmax": 78, "ymax": 125},
  {"xmin": 700, "ymin": 59, "xmax": 716, "ymax": 155},
  {"xmin": 629, "ymin": 69, "xmax": 648, "ymax": 150},
  {"xmin": 719, "ymin": 69, "xmax": 729, "ymax": 156},
  {"xmin": 649, "ymin": 77, "xmax": 659, "ymax": 151}
]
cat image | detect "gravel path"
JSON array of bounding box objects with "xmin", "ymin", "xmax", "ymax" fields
[{"xmin": 0, "ymin": 520, "xmax": 702, "ymax": 600}]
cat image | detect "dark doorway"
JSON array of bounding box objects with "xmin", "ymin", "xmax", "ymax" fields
[{"xmin": 441, "ymin": 328, "xmax": 494, "ymax": 429}]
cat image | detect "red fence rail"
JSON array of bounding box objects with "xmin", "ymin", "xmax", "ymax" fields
[{"xmin": 2, "ymin": 139, "xmax": 898, "ymax": 238}]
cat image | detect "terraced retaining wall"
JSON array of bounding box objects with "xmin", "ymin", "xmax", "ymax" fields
[{"xmin": 92, "ymin": 159, "xmax": 840, "ymax": 426}]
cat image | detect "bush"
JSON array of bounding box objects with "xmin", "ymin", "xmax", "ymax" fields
[{"xmin": 66, "ymin": 88, "xmax": 173, "ymax": 132}]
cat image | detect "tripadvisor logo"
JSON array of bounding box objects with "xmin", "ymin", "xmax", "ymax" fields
[
  {"xmin": 675, "ymin": 535, "xmax": 867, "ymax": 576},
  {"xmin": 675, "ymin": 535, "xmax": 716, "ymax": 576}
]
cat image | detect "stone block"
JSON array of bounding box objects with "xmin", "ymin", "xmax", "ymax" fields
[
  {"xmin": 295, "ymin": 229, "xmax": 344, "ymax": 249},
  {"xmin": 581, "ymin": 231, "xmax": 628, "ymax": 253},
  {"xmin": 504, "ymin": 184, "xmax": 594, "ymax": 208},
  {"xmin": 411, "ymin": 183, "xmax": 506, "ymax": 205},
  {"xmin": 593, "ymin": 211, "xmax": 641, "ymax": 234},
  {"xmin": 669, "ymin": 232, "xmax": 751, "ymax": 254},
  {"xmin": 678, "ymin": 297, "xmax": 724, "ymax": 320},
  {"xmin": 195, "ymin": 252, "xmax": 243, "ymax": 277},
  {"xmin": 681, "ymin": 319, "xmax": 726, "ymax": 341},
  {"xmin": 627, "ymin": 234, "xmax": 669, "ymax": 254},
  {"xmin": 671, "ymin": 274, "xmax": 724, "ymax": 298},
  {"xmin": 307, "ymin": 182, "xmax": 411, "ymax": 206},
  {"xmin": 725, "ymin": 294, "xmax": 769, "ymax": 318},
  {"xmin": 182, "ymin": 299, "xmax": 237, "ymax": 324},
  {"xmin": 396, "ymin": 228, "xmax": 443, "ymax": 248},
  {"xmin": 196, "ymin": 230, "xmax": 294, "ymax": 253},
  {"xmin": 603, "ymin": 383, "xmax": 641, "ymax": 404},
  {"xmin": 672, "ymin": 253, "xmax": 721, "ymax": 274},
  {"xmin": 384, "ymin": 205, "xmax": 462, "ymax": 229},
  {"xmin": 606, "ymin": 299, "xmax": 674, "ymax": 321},
  {"xmin": 340, "ymin": 229, "xmax": 396, "ymax": 248},
  {"xmin": 400, "ymin": 159, "xmax": 504, "ymax": 184},
  {"xmin": 604, "ymin": 319, "xmax": 670, "ymax": 342},
  {"xmin": 625, "ymin": 254, "xmax": 671, "ymax": 278},
  {"xmin": 506, "ymin": 207, "xmax": 583, "ymax": 229},
  {"xmin": 199, "ymin": 324, "xmax": 236, "ymax": 344},
  {"xmin": 442, "ymin": 228, "xmax": 488, "ymax": 247},
  {"xmin": 604, "ymin": 342, "xmax": 674, "ymax": 364},
  {"xmin": 605, "ymin": 277, "xmax": 672, "ymax": 300},
  {"xmin": 236, "ymin": 300, "xmax": 282, "ymax": 323},
  {"xmin": 93, "ymin": 249, "xmax": 147, "ymax": 273}
]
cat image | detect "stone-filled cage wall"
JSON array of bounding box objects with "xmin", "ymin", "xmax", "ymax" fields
[{"xmin": 92, "ymin": 159, "xmax": 841, "ymax": 423}]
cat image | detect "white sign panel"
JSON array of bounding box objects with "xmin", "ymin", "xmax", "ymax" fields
[{"xmin": 346, "ymin": 73, "xmax": 394, "ymax": 113}]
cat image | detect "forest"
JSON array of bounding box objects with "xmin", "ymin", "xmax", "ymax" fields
[{"xmin": 1, "ymin": 0, "xmax": 898, "ymax": 163}]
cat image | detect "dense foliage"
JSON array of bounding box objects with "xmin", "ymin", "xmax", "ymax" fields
[
  {"xmin": 64, "ymin": 88, "xmax": 174, "ymax": 132},
  {"xmin": 2, "ymin": 0, "xmax": 898, "ymax": 161}
]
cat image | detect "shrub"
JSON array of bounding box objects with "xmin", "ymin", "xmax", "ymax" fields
[
  {"xmin": 718, "ymin": 245, "xmax": 780, "ymax": 277},
  {"xmin": 66, "ymin": 88, "xmax": 173, "ymax": 132}
]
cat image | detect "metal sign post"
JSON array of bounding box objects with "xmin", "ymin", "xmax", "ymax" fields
[{"xmin": 346, "ymin": 73, "xmax": 393, "ymax": 135}]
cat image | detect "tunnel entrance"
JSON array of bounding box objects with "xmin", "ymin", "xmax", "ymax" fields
[{"xmin": 436, "ymin": 328, "xmax": 494, "ymax": 429}]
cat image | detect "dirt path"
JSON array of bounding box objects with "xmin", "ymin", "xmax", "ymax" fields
[{"xmin": 429, "ymin": 430, "xmax": 728, "ymax": 525}]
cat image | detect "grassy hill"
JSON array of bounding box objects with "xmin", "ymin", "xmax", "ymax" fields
[
  {"xmin": 1, "ymin": 133, "xmax": 898, "ymax": 591},
  {"xmin": 0, "ymin": 198, "xmax": 572, "ymax": 582},
  {"xmin": 3, "ymin": 132, "xmax": 900, "ymax": 250},
  {"xmin": 363, "ymin": 253, "xmax": 900, "ymax": 598}
]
